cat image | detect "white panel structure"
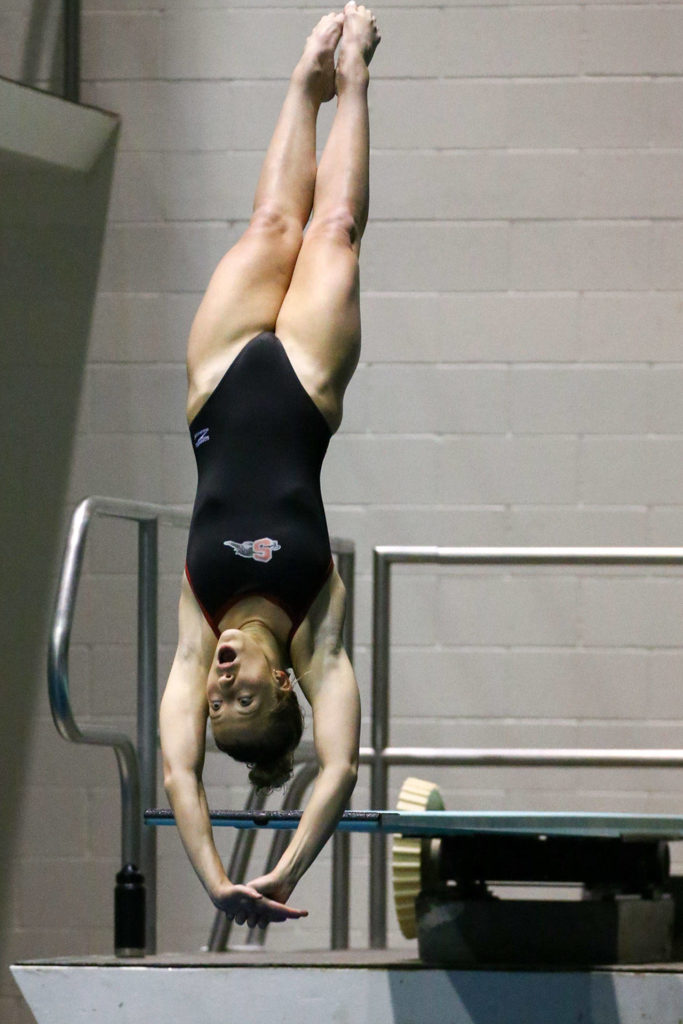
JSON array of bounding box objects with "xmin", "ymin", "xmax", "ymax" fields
[
  {"xmin": 11, "ymin": 953, "xmax": 683, "ymax": 1024},
  {"xmin": 0, "ymin": 78, "xmax": 118, "ymax": 171}
]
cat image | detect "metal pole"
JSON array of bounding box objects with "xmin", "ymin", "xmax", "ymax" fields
[
  {"xmin": 370, "ymin": 549, "xmax": 391, "ymax": 948},
  {"xmin": 63, "ymin": 0, "xmax": 80, "ymax": 103},
  {"xmin": 379, "ymin": 747, "xmax": 683, "ymax": 768},
  {"xmin": 330, "ymin": 546, "xmax": 356, "ymax": 950},
  {"xmin": 331, "ymin": 819, "xmax": 351, "ymax": 949},
  {"xmin": 337, "ymin": 544, "xmax": 355, "ymax": 657},
  {"xmin": 373, "ymin": 545, "xmax": 683, "ymax": 567},
  {"xmin": 138, "ymin": 519, "xmax": 158, "ymax": 954},
  {"xmin": 48, "ymin": 497, "xmax": 142, "ymax": 868}
]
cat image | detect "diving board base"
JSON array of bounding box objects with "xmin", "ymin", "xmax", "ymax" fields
[
  {"xmin": 11, "ymin": 952, "xmax": 683, "ymax": 1024},
  {"xmin": 417, "ymin": 893, "xmax": 674, "ymax": 966}
]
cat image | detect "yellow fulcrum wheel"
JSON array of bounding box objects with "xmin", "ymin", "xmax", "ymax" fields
[{"xmin": 392, "ymin": 777, "xmax": 444, "ymax": 939}]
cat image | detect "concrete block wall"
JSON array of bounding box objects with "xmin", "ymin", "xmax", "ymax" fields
[{"xmin": 4, "ymin": 1, "xmax": 683, "ymax": 1019}]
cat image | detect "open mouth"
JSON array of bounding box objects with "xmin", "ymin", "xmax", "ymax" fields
[{"xmin": 218, "ymin": 645, "xmax": 236, "ymax": 666}]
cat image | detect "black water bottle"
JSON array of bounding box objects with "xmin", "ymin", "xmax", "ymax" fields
[{"xmin": 114, "ymin": 863, "xmax": 146, "ymax": 956}]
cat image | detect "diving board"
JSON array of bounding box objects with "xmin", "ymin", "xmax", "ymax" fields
[
  {"xmin": 145, "ymin": 806, "xmax": 683, "ymax": 965},
  {"xmin": 144, "ymin": 808, "xmax": 683, "ymax": 841}
]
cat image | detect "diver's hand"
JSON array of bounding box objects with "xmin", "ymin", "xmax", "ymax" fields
[
  {"xmin": 212, "ymin": 881, "xmax": 307, "ymax": 928},
  {"xmin": 246, "ymin": 870, "xmax": 301, "ymax": 914}
]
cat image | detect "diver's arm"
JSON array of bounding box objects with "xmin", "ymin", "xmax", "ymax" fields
[
  {"xmin": 274, "ymin": 648, "xmax": 360, "ymax": 892},
  {"xmin": 249, "ymin": 576, "xmax": 360, "ymax": 899},
  {"xmin": 159, "ymin": 576, "xmax": 229, "ymax": 901},
  {"xmin": 159, "ymin": 648, "xmax": 228, "ymax": 901}
]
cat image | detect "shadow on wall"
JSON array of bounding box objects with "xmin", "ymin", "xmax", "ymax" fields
[{"xmin": 0, "ymin": 105, "xmax": 119, "ymax": 974}]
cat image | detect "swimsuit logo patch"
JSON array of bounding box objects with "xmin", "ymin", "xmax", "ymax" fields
[
  {"xmin": 193, "ymin": 427, "xmax": 210, "ymax": 448},
  {"xmin": 224, "ymin": 538, "xmax": 281, "ymax": 563}
]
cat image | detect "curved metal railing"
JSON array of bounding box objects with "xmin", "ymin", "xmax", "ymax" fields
[{"xmin": 48, "ymin": 496, "xmax": 191, "ymax": 951}]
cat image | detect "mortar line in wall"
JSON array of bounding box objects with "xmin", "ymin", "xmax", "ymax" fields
[
  {"xmin": 151, "ymin": 3, "xmax": 683, "ymax": 7},
  {"xmin": 164, "ymin": 146, "xmax": 683, "ymax": 154},
  {"xmin": 81, "ymin": 74, "xmax": 683, "ymax": 84},
  {"xmin": 116, "ymin": 216, "xmax": 683, "ymax": 225},
  {"xmin": 356, "ymin": 289, "xmax": 683, "ymax": 295},
  {"xmin": 396, "ymin": 642, "xmax": 680, "ymax": 649},
  {"xmin": 390, "ymin": 642, "xmax": 682, "ymax": 651},
  {"xmin": 102, "ymin": 287, "xmax": 683, "ymax": 297},
  {"xmin": 325, "ymin": 507, "xmax": 651, "ymax": 516},
  {"xmin": 390, "ymin": 714, "xmax": 683, "ymax": 726}
]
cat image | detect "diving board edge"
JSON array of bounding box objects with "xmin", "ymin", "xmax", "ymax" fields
[{"xmin": 144, "ymin": 809, "xmax": 683, "ymax": 840}]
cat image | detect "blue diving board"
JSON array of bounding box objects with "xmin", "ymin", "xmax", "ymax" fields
[{"xmin": 144, "ymin": 808, "xmax": 683, "ymax": 841}]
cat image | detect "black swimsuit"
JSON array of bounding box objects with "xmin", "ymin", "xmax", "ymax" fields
[{"xmin": 185, "ymin": 332, "xmax": 333, "ymax": 644}]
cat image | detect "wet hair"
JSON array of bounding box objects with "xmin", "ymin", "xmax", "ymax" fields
[{"xmin": 214, "ymin": 686, "xmax": 304, "ymax": 792}]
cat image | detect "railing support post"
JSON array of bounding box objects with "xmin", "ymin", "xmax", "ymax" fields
[
  {"xmin": 370, "ymin": 550, "xmax": 391, "ymax": 948},
  {"xmin": 138, "ymin": 518, "xmax": 158, "ymax": 954},
  {"xmin": 63, "ymin": 0, "xmax": 80, "ymax": 103}
]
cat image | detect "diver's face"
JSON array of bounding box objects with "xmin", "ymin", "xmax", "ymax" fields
[{"xmin": 206, "ymin": 630, "xmax": 280, "ymax": 740}]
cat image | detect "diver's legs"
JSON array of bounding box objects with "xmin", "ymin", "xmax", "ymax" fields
[
  {"xmin": 186, "ymin": 13, "xmax": 344, "ymax": 401},
  {"xmin": 275, "ymin": 3, "xmax": 380, "ymax": 430}
]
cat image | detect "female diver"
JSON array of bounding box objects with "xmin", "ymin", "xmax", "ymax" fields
[{"xmin": 159, "ymin": 4, "xmax": 380, "ymax": 930}]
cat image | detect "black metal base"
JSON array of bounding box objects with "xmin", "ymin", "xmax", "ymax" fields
[
  {"xmin": 669, "ymin": 876, "xmax": 683, "ymax": 958},
  {"xmin": 416, "ymin": 891, "xmax": 674, "ymax": 966},
  {"xmin": 436, "ymin": 833, "xmax": 669, "ymax": 890}
]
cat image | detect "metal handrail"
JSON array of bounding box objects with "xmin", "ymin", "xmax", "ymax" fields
[
  {"xmin": 373, "ymin": 748, "xmax": 683, "ymax": 768},
  {"xmin": 49, "ymin": 496, "xmax": 191, "ymax": 952},
  {"xmin": 48, "ymin": 495, "xmax": 356, "ymax": 954},
  {"xmin": 369, "ymin": 545, "xmax": 683, "ymax": 947}
]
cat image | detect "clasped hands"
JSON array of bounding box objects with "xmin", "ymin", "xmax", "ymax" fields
[{"xmin": 212, "ymin": 870, "xmax": 307, "ymax": 929}]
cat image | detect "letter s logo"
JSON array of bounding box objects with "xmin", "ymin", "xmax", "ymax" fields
[{"xmin": 252, "ymin": 538, "xmax": 281, "ymax": 563}]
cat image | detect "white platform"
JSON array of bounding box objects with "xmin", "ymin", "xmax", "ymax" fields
[
  {"xmin": 0, "ymin": 76, "xmax": 118, "ymax": 171},
  {"xmin": 11, "ymin": 951, "xmax": 683, "ymax": 1024}
]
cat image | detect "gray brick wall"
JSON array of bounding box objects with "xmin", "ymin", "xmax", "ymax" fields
[{"xmin": 4, "ymin": 2, "xmax": 683, "ymax": 1017}]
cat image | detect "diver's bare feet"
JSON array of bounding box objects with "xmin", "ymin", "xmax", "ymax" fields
[
  {"xmin": 293, "ymin": 12, "xmax": 345, "ymax": 103},
  {"xmin": 337, "ymin": 1, "xmax": 381, "ymax": 87}
]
